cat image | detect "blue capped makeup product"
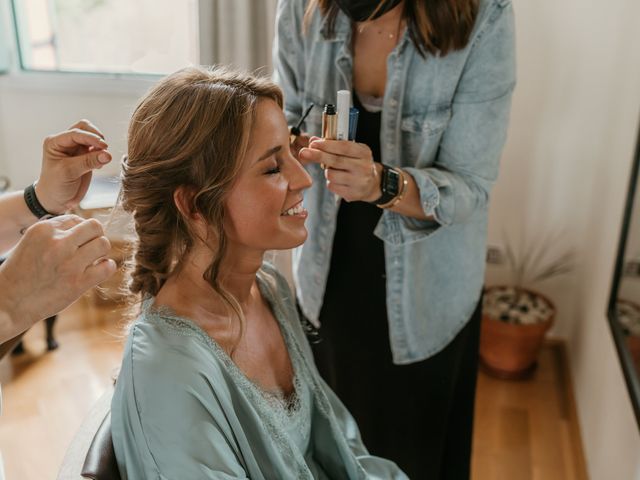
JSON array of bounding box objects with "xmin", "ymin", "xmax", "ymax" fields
[{"xmin": 348, "ymin": 107, "xmax": 359, "ymax": 141}]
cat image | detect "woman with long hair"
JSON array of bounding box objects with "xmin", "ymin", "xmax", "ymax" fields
[
  {"xmin": 274, "ymin": 0, "xmax": 516, "ymax": 477},
  {"xmin": 110, "ymin": 66, "xmax": 408, "ymax": 479}
]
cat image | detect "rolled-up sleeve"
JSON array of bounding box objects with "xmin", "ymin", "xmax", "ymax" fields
[{"xmin": 383, "ymin": 0, "xmax": 516, "ymax": 244}]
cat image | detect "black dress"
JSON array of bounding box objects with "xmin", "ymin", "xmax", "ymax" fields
[{"xmin": 311, "ymin": 93, "xmax": 482, "ymax": 479}]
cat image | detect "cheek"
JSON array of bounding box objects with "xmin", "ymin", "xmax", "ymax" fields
[{"xmin": 224, "ymin": 179, "xmax": 286, "ymax": 238}]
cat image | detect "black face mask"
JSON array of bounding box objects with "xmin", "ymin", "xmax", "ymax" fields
[{"xmin": 334, "ymin": 0, "xmax": 403, "ymax": 22}]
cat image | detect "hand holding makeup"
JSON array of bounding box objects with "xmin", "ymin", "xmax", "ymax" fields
[{"xmin": 300, "ymin": 137, "xmax": 382, "ymax": 202}]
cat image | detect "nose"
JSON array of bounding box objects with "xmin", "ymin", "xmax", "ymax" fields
[{"xmin": 287, "ymin": 156, "xmax": 313, "ymax": 192}]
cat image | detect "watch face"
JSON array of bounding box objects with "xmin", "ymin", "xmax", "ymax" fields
[{"xmin": 384, "ymin": 168, "xmax": 401, "ymax": 196}]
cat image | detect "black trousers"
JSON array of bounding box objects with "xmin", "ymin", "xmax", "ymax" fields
[{"xmin": 310, "ymin": 298, "xmax": 482, "ymax": 480}]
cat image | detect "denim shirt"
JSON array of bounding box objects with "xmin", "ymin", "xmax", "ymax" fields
[{"xmin": 273, "ymin": 0, "xmax": 516, "ymax": 364}]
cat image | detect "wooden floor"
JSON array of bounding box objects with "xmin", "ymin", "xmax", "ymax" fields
[{"xmin": 0, "ymin": 300, "xmax": 588, "ymax": 480}]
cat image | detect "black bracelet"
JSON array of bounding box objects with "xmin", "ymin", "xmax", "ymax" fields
[{"xmin": 23, "ymin": 183, "xmax": 56, "ymax": 219}]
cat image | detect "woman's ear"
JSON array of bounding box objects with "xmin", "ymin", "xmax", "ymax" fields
[{"xmin": 173, "ymin": 186, "xmax": 202, "ymax": 222}]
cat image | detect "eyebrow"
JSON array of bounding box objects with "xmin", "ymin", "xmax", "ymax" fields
[{"xmin": 255, "ymin": 145, "xmax": 282, "ymax": 164}]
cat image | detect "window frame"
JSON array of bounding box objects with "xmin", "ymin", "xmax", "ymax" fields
[{"xmin": 0, "ymin": 0, "xmax": 213, "ymax": 95}]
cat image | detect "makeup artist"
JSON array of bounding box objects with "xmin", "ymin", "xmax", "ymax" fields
[{"xmin": 274, "ymin": 0, "xmax": 515, "ymax": 478}]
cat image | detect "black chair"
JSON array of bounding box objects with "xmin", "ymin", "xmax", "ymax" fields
[{"xmin": 81, "ymin": 412, "xmax": 121, "ymax": 480}]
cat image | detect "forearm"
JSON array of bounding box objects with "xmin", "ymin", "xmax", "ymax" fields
[
  {"xmin": 0, "ymin": 309, "xmax": 23, "ymax": 346},
  {"xmin": 0, "ymin": 290, "xmax": 32, "ymax": 344},
  {"xmin": 0, "ymin": 190, "xmax": 38, "ymax": 254}
]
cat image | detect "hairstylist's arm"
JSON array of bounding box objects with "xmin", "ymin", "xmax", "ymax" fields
[
  {"xmin": 0, "ymin": 215, "xmax": 116, "ymax": 343},
  {"xmin": 0, "ymin": 119, "xmax": 112, "ymax": 253}
]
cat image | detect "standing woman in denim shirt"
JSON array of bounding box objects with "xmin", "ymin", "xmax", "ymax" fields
[{"xmin": 274, "ymin": 0, "xmax": 515, "ymax": 477}]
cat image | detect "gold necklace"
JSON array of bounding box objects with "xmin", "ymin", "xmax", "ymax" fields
[{"xmin": 357, "ymin": 18, "xmax": 404, "ymax": 39}]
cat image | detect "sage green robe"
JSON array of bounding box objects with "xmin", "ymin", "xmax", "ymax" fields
[{"xmin": 111, "ymin": 263, "xmax": 408, "ymax": 479}]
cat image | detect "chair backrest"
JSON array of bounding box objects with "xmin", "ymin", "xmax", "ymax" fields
[
  {"xmin": 81, "ymin": 412, "xmax": 121, "ymax": 480},
  {"xmin": 57, "ymin": 388, "xmax": 116, "ymax": 480}
]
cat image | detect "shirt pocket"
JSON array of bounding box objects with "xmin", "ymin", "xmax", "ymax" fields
[{"xmin": 400, "ymin": 106, "xmax": 452, "ymax": 165}]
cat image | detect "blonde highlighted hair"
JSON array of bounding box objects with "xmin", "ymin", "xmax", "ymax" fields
[{"xmin": 119, "ymin": 66, "xmax": 283, "ymax": 351}]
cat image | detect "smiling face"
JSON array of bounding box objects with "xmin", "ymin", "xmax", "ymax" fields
[{"xmin": 224, "ymin": 98, "xmax": 313, "ymax": 253}]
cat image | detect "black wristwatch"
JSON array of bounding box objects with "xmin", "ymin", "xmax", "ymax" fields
[{"xmin": 372, "ymin": 164, "xmax": 402, "ymax": 206}]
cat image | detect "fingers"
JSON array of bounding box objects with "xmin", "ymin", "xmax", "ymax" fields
[
  {"xmin": 290, "ymin": 134, "xmax": 311, "ymax": 164},
  {"xmin": 46, "ymin": 214, "xmax": 85, "ymax": 231},
  {"xmin": 292, "ymin": 134, "xmax": 310, "ymax": 150},
  {"xmin": 324, "ymin": 167, "xmax": 351, "ymax": 186},
  {"xmin": 309, "ymin": 138, "xmax": 369, "ymax": 158},
  {"xmin": 75, "ymin": 235, "xmax": 112, "ymax": 267},
  {"xmin": 69, "ymin": 119, "xmax": 105, "ymax": 140},
  {"xmin": 66, "ymin": 218, "xmax": 105, "ymax": 247},
  {"xmin": 299, "ymin": 148, "xmax": 350, "ymax": 170},
  {"xmin": 64, "ymin": 149, "xmax": 112, "ymax": 179},
  {"xmin": 83, "ymin": 258, "xmax": 117, "ymax": 287},
  {"xmin": 47, "ymin": 128, "xmax": 108, "ymax": 153}
]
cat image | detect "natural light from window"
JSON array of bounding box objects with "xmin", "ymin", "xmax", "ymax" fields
[{"xmin": 13, "ymin": 0, "xmax": 200, "ymax": 74}]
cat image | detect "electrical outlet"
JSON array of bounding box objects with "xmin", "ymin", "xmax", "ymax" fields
[
  {"xmin": 624, "ymin": 260, "xmax": 640, "ymax": 277},
  {"xmin": 486, "ymin": 246, "xmax": 504, "ymax": 265}
]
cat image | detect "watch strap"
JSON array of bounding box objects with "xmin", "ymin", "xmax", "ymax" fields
[
  {"xmin": 24, "ymin": 183, "xmax": 56, "ymax": 219},
  {"xmin": 373, "ymin": 164, "xmax": 400, "ymax": 206}
]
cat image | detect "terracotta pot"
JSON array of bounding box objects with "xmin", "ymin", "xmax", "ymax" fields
[{"xmin": 480, "ymin": 286, "xmax": 555, "ymax": 380}]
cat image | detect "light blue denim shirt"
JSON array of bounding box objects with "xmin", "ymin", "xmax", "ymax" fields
[{"xmin": 273, "ymin": 0, "xmax": 516, "ymax": 364}]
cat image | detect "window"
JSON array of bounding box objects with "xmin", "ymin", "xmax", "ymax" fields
[{"xmin": 11, "ymin": 0, "xmax": 200, "ymax": 75}]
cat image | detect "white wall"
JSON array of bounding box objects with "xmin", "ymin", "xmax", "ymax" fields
[
  {"xmin": 485, "ymin": 0, "xmax": 640, "ymax": 478},
  {"xmin": 0, "ymin": 81, "xmax": 142, "ymax": 189}
]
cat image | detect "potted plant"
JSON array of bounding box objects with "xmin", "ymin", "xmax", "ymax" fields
[{"xmin": 480, "ymin": 233, "xmax": 574, "ymax": 380}]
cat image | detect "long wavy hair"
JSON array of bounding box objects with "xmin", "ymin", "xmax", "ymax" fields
[
  {"xmin": 119, "ymin": 66, "xmax": 283, "ymax": 352},
  {"xmin": 305, "ymin": 0, "xmax": 479, "ymax": 57}
]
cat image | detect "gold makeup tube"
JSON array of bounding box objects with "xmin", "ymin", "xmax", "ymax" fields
[{"xmin": 322, "ymin": 104, "xmax": 337, "ymax": 140}]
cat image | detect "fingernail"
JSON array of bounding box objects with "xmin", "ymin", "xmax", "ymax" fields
[
  {"xmin": 300, "ymin": 149, "xmax": 310, "ymax": 158},
  {"xmin": 98, "ymin": 152, "xmax": 111, "ymax": 164}
]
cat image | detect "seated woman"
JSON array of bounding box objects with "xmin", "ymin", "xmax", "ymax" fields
[{"xmin": 111, "ymin": 66, "xmax": 408, "ymax": 479}]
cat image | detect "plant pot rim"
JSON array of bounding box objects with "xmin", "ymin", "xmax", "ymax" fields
[
  {"xmin": 483, "ymin": 285, "xmax": 556, "ymax": 328},
  {"xmin": 485, "ymin": 285, "xmax": 556, "ymax": 307}
]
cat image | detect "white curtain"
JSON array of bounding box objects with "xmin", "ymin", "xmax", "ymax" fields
[{"xmin": 199, "ymin": 0, "xmax": 278, "ymax": 73}]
